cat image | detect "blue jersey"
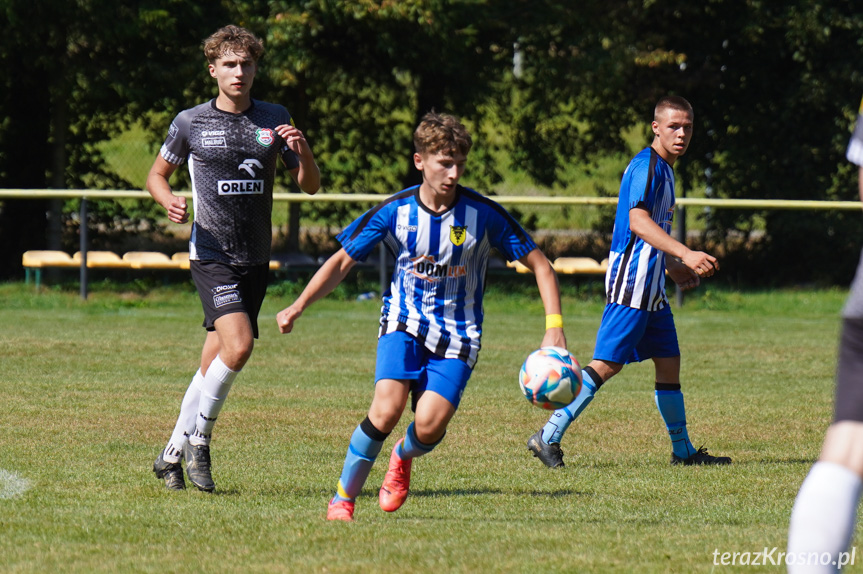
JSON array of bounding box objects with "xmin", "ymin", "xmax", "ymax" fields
[
  {"xmin": 337, "ymin": 185, "xmax": 537, "ymax": 367},
  {"xmin": 605, "ymin": 147, "xmax": 676, "ymax": 311}
]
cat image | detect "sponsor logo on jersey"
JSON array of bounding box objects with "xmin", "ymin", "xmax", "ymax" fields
[
  {"xmin": 218, "ymin": 180, "xmax": 264, "ymax": 195},
  {"xmin": 238, "ymin": 158, "xmax": 263, "ymax": 177},
  {"xmin": 397, "ymin": 223, "xmax": 418, "ymax": 232},
  {"xmin": 408, "ymin": 255, "xmax": 466, "ymax": 282},
  {"xmin": 168, "ymin": 123, "xmax": 178, "ymax": 139},
  {"xmin": 213, "ymin": 291, "xmax": 241, "ymax": 308},
  {"xmin": 256, "ymin": 128, "xmax": 275, "ymax": 147},
  {"xmin": 201, "ymin": 129, "xmax": 227, "ymax": 148},
  {"xmin": 450, "ymin": 225, "xmax": 467, "ymax": 246},
  {"xmin": 218, "ymin": 160, "xmax": 266, "ymax": 194},
  {"xmin": 211, "ymin": 283, "xmax": 241, "ymax": 308},
  {"xmin": 661, "ymin": 202, "xmax": 675, "ymax": 227}
]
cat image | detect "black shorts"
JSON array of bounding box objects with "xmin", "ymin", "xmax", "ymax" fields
[
  {"xmin": 833, "ymin": 318, "xmax": 863, "ymax": 423},
  {"xmin": 190, "ymin": 260, "xmax": 269, "ymax": 338}
]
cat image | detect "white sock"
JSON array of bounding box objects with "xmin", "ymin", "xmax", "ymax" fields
[
  {"xmin": 189, "ymin": 356, "xmax": 238, "ymax": 446},
  {"xmin": 162, "ymin": 370, "xmax": 204, "ymax": 463},
  {"xmin": 788, "ymin": 461, "xmax": 862, "ymax": 573}
]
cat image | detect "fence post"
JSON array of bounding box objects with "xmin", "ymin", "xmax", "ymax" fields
[{"xmin": 80, "ymin": 198, "xmax": 88, "ymax": 300}]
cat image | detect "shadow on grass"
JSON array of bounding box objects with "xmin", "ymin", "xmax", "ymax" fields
[
  {"xmin": 752, "ymin": 457, "xmax": 816, "ymax": 466},
  {"xmin": 196, "ymin": 485, "xmax": 593, "ymax": 499},
  {"xmin": 409, "ymin": 487, "xmax": 590, "ymax": 498}
]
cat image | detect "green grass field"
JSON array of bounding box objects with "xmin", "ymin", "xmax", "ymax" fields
[{"xmin": 0, "ymin": 281, "xmax": 855, "ymax": 573}]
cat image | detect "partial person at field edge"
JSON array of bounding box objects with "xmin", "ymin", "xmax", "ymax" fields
[
  {"xmin": 148, "ymin": 25, "xmax": 320, "ymax": 492},
  {"xmin": 787, "ymin": 96, "xmax": 863, "ymax": 574},
  {"xmin": 276, "ymin": 112, "xmax": 568, "ymax": 521},
  {"xmin": 527, "ymin": 96, "xmax": 732, "ymax": 469}
]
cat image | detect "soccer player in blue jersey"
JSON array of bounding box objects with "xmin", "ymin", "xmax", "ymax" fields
[
  {"xmin": 276, "ymin": 112, "xmax": 568, "ymax": 521},
  {"xmin": 148, "ymin": 25, "xmax": 320, "ymax": 492},
  {"xmin": 527, "ymin": 96, "xmax": 731, "ymax": 468},
  {"xmin": 787, "ymin": 96, "xmax": 863, "ymax": 573}
]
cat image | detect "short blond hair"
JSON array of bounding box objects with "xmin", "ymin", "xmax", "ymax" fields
[
  {"xmin": 202, "ymin": 25, "xmax": 264, "ymax": 63},
  {"xmin": 414, "ymin": 112, "xmax": 473, "ymax": 157}
]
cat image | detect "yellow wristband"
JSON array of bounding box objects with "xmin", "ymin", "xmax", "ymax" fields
[{"xmin": 545, "ymin": 314, "xmax": 563, "ymax": 330}]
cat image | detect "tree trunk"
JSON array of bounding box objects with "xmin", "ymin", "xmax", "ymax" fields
[{"xmin": 0, "ymin": 38, "xmax": 54, "ymax": 279}]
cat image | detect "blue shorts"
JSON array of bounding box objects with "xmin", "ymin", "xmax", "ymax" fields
[
  {"xmin": 592, "ymin": 303, "xmax": 680, "ymax": 364},
  {"xmin": 375, "ymin": 331, "xmax": 473, "ymax": 410}
]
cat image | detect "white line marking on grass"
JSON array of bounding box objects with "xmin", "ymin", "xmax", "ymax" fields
[{"xmin": 0, "ymin": 469, "xmax": 31, "ymax": 499}]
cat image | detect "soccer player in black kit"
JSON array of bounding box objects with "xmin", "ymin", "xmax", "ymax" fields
[{"xmin": 148, "ymin": 25, "xmax": 320, "ymax": 491}]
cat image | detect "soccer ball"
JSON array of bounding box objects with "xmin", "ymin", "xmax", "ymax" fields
[{"xmin": 518, "ymin": 346, "xmax": 582, "ymax": 410}]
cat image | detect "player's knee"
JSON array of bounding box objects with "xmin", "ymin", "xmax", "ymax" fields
[
  {"xmin": 368, "ymin": 409, "xmax": 401, "ymax": 434},
  {"xmin": 220, "ymin": 339, "xmax": 254, "ymax": 370},
  {"xmin": 589, "ymin": 359, "xmax": 621, "ymax": 382},
  {"xmin": 368, "ymin": 400, "xmax": 404, "ymax": 433},
  {"xmin": 413, "ymin": 414, "xmax": 448, "ymax": 444},
  {"xmin": 414, "ymin": 424, "xmax": 446, "ymax": 445}
]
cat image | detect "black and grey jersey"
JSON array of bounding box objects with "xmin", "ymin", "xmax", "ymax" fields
[{"xmin": 160, "ymin": 99, "xmax": 300, "ymax": 265}]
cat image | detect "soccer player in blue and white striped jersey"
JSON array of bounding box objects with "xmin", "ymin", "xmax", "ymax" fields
[
  {"xmin": 277, "ymin": 112, "xmax": 568, "ymax": 521},
  {"xmin": 528, "ymin": 96, "xmax": 731, "ymax": 469}
]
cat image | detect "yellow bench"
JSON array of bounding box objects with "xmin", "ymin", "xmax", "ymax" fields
[
  {"xmin": 506, "ymin": 257, "xmax": 608, "ymax": 275},
  {"xmin": 74, "ymin": 250, "xmax": 131, "ymax": 269},
  {"xmin": 552, "ymin": 257, "xmax": 608, "ymax": 275},
  {"xmin": 122, "ymin": 251, "xmax": 184, "ymax": 270},
  {"xmin": 23, "ymin": 250, "xmax": 284, "ymax": 288},
  {"xmin": 22, "ymin": 250, "xmax": 81, "ymax": 288}
]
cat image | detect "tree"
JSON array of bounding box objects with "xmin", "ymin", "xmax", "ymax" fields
[
  {"xmin": 0, "ymin": 0, "xmax": 230, "ymax": 278},
  {"xmin": 623, "ymin": 0, "xmax": 863, "ymax": 285},
  {"xmin": 3, "ymin": 0, "xmax": 862, "ymax": 285}
]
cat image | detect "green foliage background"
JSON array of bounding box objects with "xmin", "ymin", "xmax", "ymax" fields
[{"xmin": 1, "ymin": 0, "xmax": 863, "ymax": 285}]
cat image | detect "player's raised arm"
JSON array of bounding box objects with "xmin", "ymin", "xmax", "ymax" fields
[
  {"xmin": 277, "ymin": 248, "xmax": 357, "ymax": 334},
  {"xmin": 519, "ymin": 248, "xmax": 567, "ymax": 350},
  {"xmin": 146, "ymin": 156, "xmax": 188, "ymax": 224},
  {"xmin": 276, "ymin": 123, "xmax": 321, "ymax": 195}
]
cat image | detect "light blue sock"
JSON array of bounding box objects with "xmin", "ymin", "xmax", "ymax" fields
[
  {"xmin": 541, "ymin": 369, "xmax": 599, "ymax": 444},
  {"xmin": 333, "ymin": 420, "xmax": 386, "ymax": 502},
  {"xmin": 396, "ymin": 422, "xmax": 442, "ymax": 460},
  {"xmin": 654, "ymin": 384, "xmax": 696, "ymax": 459}
]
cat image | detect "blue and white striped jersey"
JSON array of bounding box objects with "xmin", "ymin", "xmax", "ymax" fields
[
  {"xmin": 605, "ymin": 147, "xmax": 676, "ymax": 311},
  {"xmin": 338, "ymin": 185, "xmax": 537, "ymax": 367}
]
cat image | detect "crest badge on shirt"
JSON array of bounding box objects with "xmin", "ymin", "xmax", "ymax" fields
[
  {"xmin": 256, "ymin": 128, "xmax": 275, "ymax": 147},
  {"xmin": 450, "ymin": 225, "xmax": 467, "ymax": 246}
]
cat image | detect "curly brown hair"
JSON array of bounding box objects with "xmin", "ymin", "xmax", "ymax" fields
[
  {"xmin": 202, "ymin": 25, "xmax": 264, "ymax": 63},
  {"xmin": 413, "ymin": 112, "xmax": 473, "ymax": 157}
]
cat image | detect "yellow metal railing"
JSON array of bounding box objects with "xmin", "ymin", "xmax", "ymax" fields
[
  {"xmin": 0, "ymin": 189, "xmax": 860, "ymax": 210},
  {"xmin": 4, "ymin": 189, "xmax": 861, "ymax": 299}
]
